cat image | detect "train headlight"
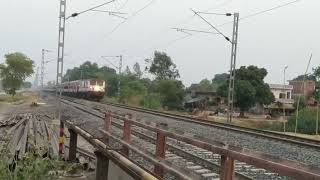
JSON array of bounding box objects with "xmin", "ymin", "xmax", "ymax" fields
[{"xmin": 93, "ymin": 85, "xmax": 100, "ymax": 92}]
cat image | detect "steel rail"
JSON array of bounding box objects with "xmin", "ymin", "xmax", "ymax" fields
[
  {"xmin": 61, "ymin": 98, "xmax": 252, "ymax": 179},
  {"xmin": 102, "ymin": 101, "xmax": 320, "ymax": 149}
]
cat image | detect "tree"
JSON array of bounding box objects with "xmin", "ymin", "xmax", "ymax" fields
[
  {"xmin": 124, "ymin": 66, "xmax": 131, "ymax": 75},
  {"xmin": 217, "ymin": 66, "xmax": 274, "ymax": 116},
  {"xmin": 312, "ymin": 66, "xmax": 320, "ymax": 100},
  {"xmin": 147, "ymin": 51, "xmax": 180, "ymax": 80},
  {"xmin": 22, "ymin": 82, "xmax": 32, "ymax": 89},
  {"xmin": 188, "ymin": 79, "xmax": 214, "ymax": 92},
  {"xmin": 212, "ymin": 73, "xmax": 228, "ymax": 90},
  {"xmin": 119, "ymin": 73, "xmax": 147, "ymax": 104},
  {"xmin": 155, "ymin": 79, "xmax": 185, "ymax": 109},
  {"xmin": 0, "ymin": 53, "xmax": 34, "ymax": 96},
  {"xmin": 292, "ymin": 74, "xmax": 316, "ymax": 81},
  {"xmin": 234, "ymin": 80, "xmax": 256, "ymax": 117},
  {"xmin": 133, "ymin": 62, "xmax": 143, "ymax": 79}
]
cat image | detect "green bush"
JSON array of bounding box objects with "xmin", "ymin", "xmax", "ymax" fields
[
  {"xmin": 0, "ymin": 93, "xmax": 26, "ymax": 102},
  {"xmin": 287, "ymin": 107, "xmax": 319, "ymax": 135},
  {"xmin": 141, "ymin": 94, "xmax": 162, "ymax": 109}
]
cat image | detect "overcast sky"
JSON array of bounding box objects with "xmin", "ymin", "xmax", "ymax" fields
[{"xmin": 0, "ymin": 0, "xmax": 319, "ymax": 86}]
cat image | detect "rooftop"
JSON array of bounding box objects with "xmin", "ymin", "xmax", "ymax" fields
[{"xmin": 269, "ymin": 84, "xmax": 293, "ymax": 90}]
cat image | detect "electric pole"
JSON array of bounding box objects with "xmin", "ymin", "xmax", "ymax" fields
[
  {"xmin": 118, "ymin": 55, "xmax": 122, "ymax": 101},
  {"xmin": 41, "ymin": 49, "xmax": 51, "ymax": 88},
  {"xmin": 283, "ymin": 65, "xmax": 288, "ymax": 133},
  {"xmin": 34, "ymin": 67, "xmax": 39, "ymax": 88},
  {"xmin": 56, "ymin": 0, "xmax": 66, "ymax": 155},
  {"xmin": 101, "ymin": 55, "xmax": 123, "ymax": 102},
  {"xmin": 227, "ymin": 13, "xmax": 239, "ymax": 123}
]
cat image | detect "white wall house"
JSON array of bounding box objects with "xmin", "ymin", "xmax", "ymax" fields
[{"xmin": 269, "ymin": 84, "xmax": 294, "ymax": 104}]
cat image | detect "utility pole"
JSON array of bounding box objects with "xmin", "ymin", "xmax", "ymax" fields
[
  {"xmin": 227, "ymin": 13, "xmax": 239, "ymax": 123},
  {"xmin": 283, "ymin": 66, "xmax": 288, "ymax": 133},
  {"xmin": 118, "ymin": 55, "xmax": 122, "ymax": 101},
  {"xmin": 41, "ymin": 49, "xmax": 51, "ymax": 88},
  {"xmin": 56, "ymin": 0, "xmax": 66, "ymax": 155},
  {"xmin": 34, "ymin": 67, "xmax": 39, "ymax": 88},
  {"xmin": 101, "ymin": 55, "xmax": 122, "ymax": 102}
]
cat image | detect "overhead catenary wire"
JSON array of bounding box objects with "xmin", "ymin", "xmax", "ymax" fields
[
  {"xmin": 91, "ymin": 10, "xmax": 128, "ymax": 19},
  {"xmin": 66, "ymin": 0, "xmax": 117, "ymax": 19},
  {"xmin": 191, "ymin": 9, "xmax": 231, "ymax": 43},
  {"xmin": 173, "ymin": 28, "xmax": 219, "ymax": 35},
  {"xmin": 91, "ymin": 10, "xmax": 127, "ymax": 15},
  {"xmin": 103, "ymin": 0, "xmax": 156, "ymax": 37},
  {"xmin": 118, "ymin": 0, "xmax": 129, "ymax": 10},
  {"xmin": 156, "ymin": 0, "xmax": 302, "ymax": 50}
]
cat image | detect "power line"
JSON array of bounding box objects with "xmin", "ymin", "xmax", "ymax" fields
[
  {"xmin": 173, "ymin": 28, "xmax": 219, "ymax": 35},
  {"xmin": 67, "ymin": 0, "xmax": 117, "ymax": 19},
  {"xmin": 91, "ymin": 10, "xmax": 128, "ymax": 19},
  {"xmin": 240, "ymin": 0, "xmax": 302, "ymax": 21},
  {"xmin": 130, "ymin": 0, "xmax": 156, "ymax": 18},
  {"xmin": 118, "ymin": 0, "xmax": 129, "ymax": 10},
  {"xmin": 91, "ymin": 10, "xmax": 127, "ymax": 15},
  {"xmin": 191, "ymin": 9, "xmax": 231, "ymax": 43},
  {"xmin": 162, "ymin": 0, "xmax": 302, "ymax": 48},
  {"xmin": 196, "ymin": 12, "xmax": 233, "ymax": 16},
  {"xmin": 104, "ymin": 0, "xmax": 156, "ymax": 37}
]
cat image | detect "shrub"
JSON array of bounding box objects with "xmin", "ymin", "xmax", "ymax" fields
[
  {"xmin": 287, "ymin": 107, "xmax": 319, "ymax": 135},
  {"xmin": 141, "ymin": 94, "xmax": 162, "ymax": 109}
]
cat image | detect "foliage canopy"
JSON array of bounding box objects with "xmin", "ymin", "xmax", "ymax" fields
[
  {"xmin": 0, "ymin": 52, "xmax": 34, "ymax": 96},
  {"xmin": 217, "ymin": 66, "xmax": 275, "ymax": 115},
  {"xmin": 147, "ymin": 51, "xmax": 180, "ymax": 80}
]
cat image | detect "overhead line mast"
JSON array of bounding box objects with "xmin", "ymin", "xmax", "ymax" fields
[
  {"xmin": 41, "ymin": 49, "xmax": 51, "ymax": 88},
  {"xmin": 191, "ymin": 9, "xmax": 239, "ymax": 123},
  {"xmin": 56, "ymin": 0, "xmax": 66, "ymax": 155},
  {"xmin": 227, "ymin": 13, "xmax": 239, "ymax": 123}
]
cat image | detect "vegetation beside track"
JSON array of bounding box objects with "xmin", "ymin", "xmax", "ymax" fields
[
  {"xmin": 261, "ymin": 107, "xmax": 320, "ymax": 135},
  {"xmin": 0, "ymin": 125, "xmax": 83, "ymax": 179},
  {"xmin": 0, "ymin": 93, "xmax": 28, "ymax": 103}
]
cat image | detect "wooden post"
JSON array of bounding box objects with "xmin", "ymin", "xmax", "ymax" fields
[
  {"xmin": 220, "ymin": 155, "xmax": 235, "ymax": 180},
  {"xmin": 95, "ymin": 151, "xmax": 109, "ymax": 180},
  {"xmin": 104, "ymin": 111, "xmax": 112, "ymax": 144},
  {"xmin": 154, "ymin": 130, "xmax": 166, "ymax": 177},
  {"xmin": 68, "ymin": 129, "xmax": 77, "ymax": 162},
  {"xmin": 122, "ymin": 115, "xmax": 131, "ymax": 156}
]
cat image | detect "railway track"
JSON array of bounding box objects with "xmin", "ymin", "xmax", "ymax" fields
[
  {"xmin": 101, "ymin": 101, "xmax": 320, "ymax": 149},
  {"xmin": 61, "ymin": 98, "xmax": 291, "ymax": 180}
]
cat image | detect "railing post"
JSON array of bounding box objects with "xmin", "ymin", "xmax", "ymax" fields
[
  {"xmin": 104, "ymin": 111, "xmax": 112, "ymax": 144},
  {"xmin": 95, "ymin": 151, "xmax": 109, "ymax": 180},
  {"xmin": 154, "ymin": 129, "xmax": 166, "ymax": 177},
  {"xmin": 68, "ymin": 129, "xmax": 78, "ymax": 162},
  {"xmin": 122, "ymin": 115, "xmax": 131, "ymax": 156},
  {"xmin": 220, "ymin": 155, "xmax": 235, "ymax": 180}
]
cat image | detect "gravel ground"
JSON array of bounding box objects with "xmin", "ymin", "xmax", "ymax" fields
[
  {"xmin": 34, "ymin": 94, "xmax": 320, "ymax": 180},
  {"xmin": 75, "ymin": 99, "xmax": 320, "ymax": 169}
]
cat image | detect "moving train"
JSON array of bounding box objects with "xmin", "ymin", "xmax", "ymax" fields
[{"xmin": 46, "ymin": 79, "xmax": 106, "ymax": 101}]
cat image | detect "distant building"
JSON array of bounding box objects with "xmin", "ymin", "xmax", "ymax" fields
[
  {"xmin": 269, "ymin": 84, "xmax": 294, "ymax": 104},
  {"xmin": 190, "ymin": 91, "xmax": 217, "ymax": 101},
  {"xmin": 266, "ymin": 84, "xmax": 295, "ymax": 115},
  {"xmin": 184, "ymin": 90, "xmax": 219, "ymax": 110},
  {"xmin": 289, "ymin": 80, "xmax": 316, "ymax": 98}
]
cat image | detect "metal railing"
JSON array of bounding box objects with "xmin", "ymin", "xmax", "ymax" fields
[{"xmin": 99, "ymin": 111, "xmax": 320, "ymax": 180}]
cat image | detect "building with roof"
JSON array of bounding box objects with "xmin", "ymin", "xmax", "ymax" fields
[
  {"xmin": 269, "ymin": 84, "xmax": 294, "ymax": 104},
  {"xmin": 289, "ymin": 80, "xmax": 316, "ymax": 98}
]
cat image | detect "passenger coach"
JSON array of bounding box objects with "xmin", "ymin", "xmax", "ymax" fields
[{"xmin": 62, "ymin": 79, "xmax": 106, "ymax": 101}]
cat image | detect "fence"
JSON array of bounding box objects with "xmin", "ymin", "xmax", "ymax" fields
[{"xmin": 64, "ymin": 110, "xmax": 320, "ymax": 180}]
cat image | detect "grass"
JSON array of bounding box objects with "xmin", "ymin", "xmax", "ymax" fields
[
  {"xmin": 0, "ymin": 93, "xmax": 28, "ymax": 103},
  {"xmin": 101, "ymin": 96, "xmax": 118, "ymax": 104}
]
